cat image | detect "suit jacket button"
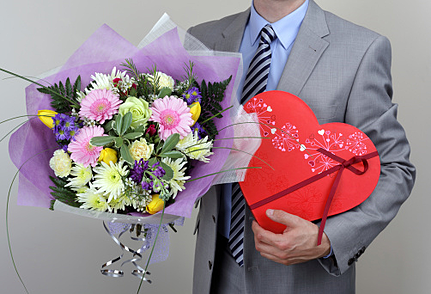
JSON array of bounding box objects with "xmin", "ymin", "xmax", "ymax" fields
[
  {"xmin": 348, "ymin": 258, "xmax": 355, "ymax": 266},
  {"xmin": 212, "ymin": 215, "xmax": 216, "ymax": 223},
  {"xmin": 208, "ymin": 260, "xmax": 213, "ymax": 270}
]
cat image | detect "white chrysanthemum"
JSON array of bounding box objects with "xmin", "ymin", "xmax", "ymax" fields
[
  {"xmin": 107, "ymin": 194, "xmax": 132, "ymax": 213},
  {"xmin": 176, "ymin": 131, "xmax": 213, "ymax": 163},
  {"xmin": 65, "ymin": 163, "xmax": 92, "ymax": 190},
  {"xmin": 49, "ymin": 149, "xmax": 72, "ymax": 177},
  {"xmin": 161, "ymin": 157, "xmax": 190, "ymax": 198},
  {"xmin": 175, "ymin": 131, "xmax": 198, "ymax": 151},
  {"xmin": 92, "ymin": 160, "xmax": 128, "ymax": 203},
  {"xmin": 76, "ymin": 91, "xmax": 86, "ymax": 103},
  {"xmin": 74, "ymin": 186, "xmax": 89, "ymax": 193},
  {"xmin": 77, "ymin": 186, "xmax": 110, "ymax": 212}
]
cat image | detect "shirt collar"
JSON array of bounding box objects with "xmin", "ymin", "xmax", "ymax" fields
[{"xmin": 249, "ymin": 0, "xmax": 309, "ymax": 49}]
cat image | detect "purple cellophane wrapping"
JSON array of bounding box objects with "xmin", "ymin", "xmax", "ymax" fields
[{"xmin": 9, "ymin": 16, "xmax": 259, "ymax": 223}]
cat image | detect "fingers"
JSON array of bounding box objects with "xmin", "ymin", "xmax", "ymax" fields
[
  {"xmin": 252, "ymin": 220, "xmax": 291, "ymax": 257},
  {"xmin": 251, "ymin": 210, "xmax": 332, "ymax": 265},
  {"xmin": 266, "ymin": 209, "xmax": 301, "ymax": 228}
]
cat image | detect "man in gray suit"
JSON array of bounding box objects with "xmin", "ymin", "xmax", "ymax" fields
[{"xmin": 188, "ymin": 0, "xmax": 416, "ymax": 293}]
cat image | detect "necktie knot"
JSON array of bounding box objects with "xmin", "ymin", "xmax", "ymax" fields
[{"xmin": 260, "ymin": 24, "xmax": 276, "ymax": 45}]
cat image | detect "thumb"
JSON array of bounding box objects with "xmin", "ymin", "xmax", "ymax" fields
[{"xmin": 266, "ymin": 209, "xmax": 299, "ymax": 228}]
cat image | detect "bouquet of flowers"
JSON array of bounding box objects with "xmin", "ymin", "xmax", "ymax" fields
[
  {"xmin": 37, "ymin": 60, "xmax": 229, "ymax": 216},
  {"xmin": 4, "ymin": 14, "xmax": 261, "ymax": 289}
]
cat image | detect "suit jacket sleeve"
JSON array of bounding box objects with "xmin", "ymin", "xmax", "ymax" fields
[{"xmin": 319, "ymin": 35, "xmax": 416, "ymax": 276}]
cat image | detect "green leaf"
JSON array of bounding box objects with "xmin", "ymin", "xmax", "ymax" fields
[
  {"xmin": 49, "ymin": 199, "xmax": 56, "ymax": 211},
  {"xmin": 114, "ymin": 137, "xmax": 124, "ymax": 148},
  {"xmin": 120, "ymin": 145, "xmax": 134, "ymax": 164},
  {"xmin": 103, "ymin": 120, "xmax": 115, "ymax": 132},
  {"xmin": 134, "ymin": 124, "xmax": 146, "ymax": 133},
  {"xmin": 90, "ymin": 136, "xmax": 116, "ymax": 146},
  {"xmin": 115, "ymin": 114, "xmax": 123, "ymax": 135},
  {"xmin": 65, "ymin": 78, "xmax": 72, "ymax": 97},
  {"xmin": 159, "ymin": 150, "xmax": 184, "ymax": 159},
  {"xmin": 197, "ymin": 75, "xmax": 232, "ymax": 140},
  {"xmin": 48, "ymin": 176, "xmax": 80, "ymax": 207},
  {"xmin": 123, "ymin": 132, "xmax": 144, "ymax": 140},
  {"xmin": 36, "ymin": 76, "xmax": 81, "ymax": 112},
  {"xmin": 160, "ymin": 133, "xmax": 180, "ymax": 154},
  {"xmin": 158, "ymin": 87, "xmax": 172, "ymax": 98},
  {"xmin": 129, "ymin": 87, "xmax": 138, "ymax": 97},
  {"xmin": 121, "ymin": 112, "xmax": 133, "ymax": 135},
  {"xmin": 73, "ymin": 76, "xmax": 81, "ymax": 94},
  {"xmin": 160, "ymin": 162, "xmax": 173, "ymax": 181},
  {"xmin": 148, "ymin": 157, "xmax": 157, "ymax": 167}
]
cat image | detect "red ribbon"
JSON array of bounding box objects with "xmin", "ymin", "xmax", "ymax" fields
[{"xmin": 249, "ymin": 148, "xmax": 379, "ymax": 246}]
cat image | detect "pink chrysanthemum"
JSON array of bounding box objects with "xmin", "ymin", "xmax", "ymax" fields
[
  {"xmin": 150, "ymin": 96, "xmax": 193, "ymax": 141},
  {"xmin": 68, "ymin": 126, "xmax": 105, "ymax": 167},
  {"xmin": 79, "ymin": 89, "xmax": 122, "ymax": 124}
]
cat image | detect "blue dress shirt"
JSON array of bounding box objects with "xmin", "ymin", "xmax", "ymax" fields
[{"xmin": 219, "ymin": 0, "xmax": 309, "ymax": 238}]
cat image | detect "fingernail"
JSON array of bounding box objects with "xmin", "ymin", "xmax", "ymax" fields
[{"xmin": 266, "ymin": 209, "xmax": 274, "ymax": 217}]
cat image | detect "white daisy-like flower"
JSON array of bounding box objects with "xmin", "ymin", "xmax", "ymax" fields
[
  {"xmin": 161, "ymin": 157, "xmax": 190, "ymax": 198},
  {"xmin": 175, "ymin": 131, "xmax": 198, "ymax": 151},
  {"xmin": 77, "ymin": 186, "xmax": 110, "ymax": 212},
  {"xmin": 76, "ymin": 91, "xmax": 86, "ymax": 103},
  {"xmin": 65, "ymin": 163, "xmax": 93, "ymax": 190},
  {"xmin": 176, "ymin": 131, "xmax": 214, "ymax": 163},
  {"xmin": 74, "ymin": 186, "xmax": 89, "ymax": 194},
  {"xmin": 107, "ymin": 194, "xmax": 132, "ymax": 213},
  {"xmin": 87, "ymin": 67, "xmax": 135, "ymax": 94},
  {"xmin": 92, "ymin": 160, "xmax": 128, "ymax": 203}
]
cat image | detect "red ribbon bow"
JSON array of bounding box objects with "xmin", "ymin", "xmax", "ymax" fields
[{"xmin": 249, "ymin": 148, "xmax": 379, "ymax": 246}]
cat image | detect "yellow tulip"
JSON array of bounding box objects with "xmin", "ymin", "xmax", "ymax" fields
[
  {"xmin": 98, "ymin": 148, "xmax": 118, "ymax": 164},
  {"xmin": 189, "ymin": 102, "xmax": 201, "ymax": 126},
  {"xmin": 38, "ymin": 109, "xmax": 57, "ymax": 129},
  {"xmin": 146, "ymin": 194, "xmax": 165, "ymax": 214}
]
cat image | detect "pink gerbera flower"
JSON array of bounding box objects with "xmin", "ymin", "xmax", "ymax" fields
[
  {"xmin": 79, "ymin": 89, "xmax": 122, "ymax": 124},
  {"xmin": 150, "ymin": 96, "xmax": 193, "ymax": 140},
  {"xmin": 68, "ymin": 126, "xmax": 105, "ymax": 167}
]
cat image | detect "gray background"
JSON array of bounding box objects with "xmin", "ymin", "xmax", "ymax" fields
[{"xmin": 0, "ymin": 0, "xmax": 428, "ymax": 293}]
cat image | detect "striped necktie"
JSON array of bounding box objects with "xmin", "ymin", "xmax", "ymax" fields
[{"xmin": 228, "ymin": 24, "xmax": 276, "ymax": 267}]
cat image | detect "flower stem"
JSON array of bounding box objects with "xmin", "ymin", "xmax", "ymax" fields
[
  {"xmin": 6, "ymin": 148, "xmax": 53, "ymax": 294},
  {"xmin": 136, "ymin": 202, "xmax": 166, "ymax": 294}
]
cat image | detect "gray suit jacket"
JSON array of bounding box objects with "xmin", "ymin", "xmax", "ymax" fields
[{"xmin": 188, "ymin": 1, "xmax": 416, "ymax": 293}]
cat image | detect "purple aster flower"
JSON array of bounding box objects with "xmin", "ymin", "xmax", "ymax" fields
[
  {"xmin": 183, "ymin": 87, "xmax": 202, "ymax": 105},
  {"xmin": 55, "ymin": 127, "xmax": 70, "ymax": 141},
  {"xmin": 62, "ymin": 116, "xmax": 77, "ymax": 131},
  {"xmin": 191, "ymin": 122, "xmax": 207, "ymax": 139},
  {"xmin": 68, "ymin": 125, "xmax": 80, "ymax": 141},
  {"xmin": 53, "ymin": 114, "xmax": 64, "ymax": 130}
]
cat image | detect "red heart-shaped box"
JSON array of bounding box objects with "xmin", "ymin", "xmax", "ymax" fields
[{"xmin": 240, "ymin": 91, "xmax": 380, "ymax": 234}]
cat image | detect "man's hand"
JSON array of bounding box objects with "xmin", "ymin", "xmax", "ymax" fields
[{"xmin": 251, "ymin": 209, "xmax": 331, "ymax": 266}]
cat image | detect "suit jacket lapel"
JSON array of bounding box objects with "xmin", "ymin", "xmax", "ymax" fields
[
  {"xmin": 278, "ymin": 0, "xmax": 330, "ymax": 95},
  {"xmin": 215, "ymin": 8, "xmax": 250, "ymax": 52}
]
